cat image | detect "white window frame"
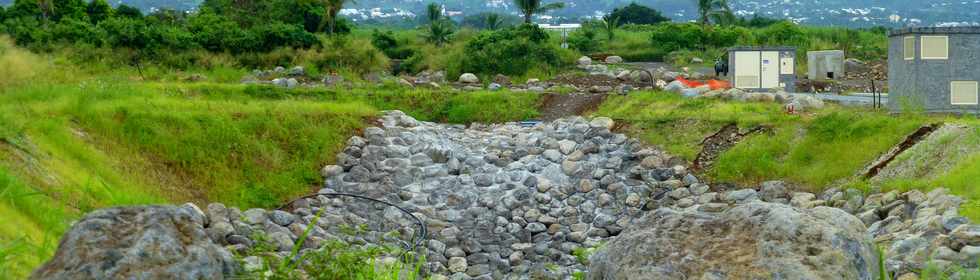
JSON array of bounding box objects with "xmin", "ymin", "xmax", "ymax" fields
[
  {"xmin": 903, "ymin": 36, "xmax": 915, "ymax": 60},
  {"xmin": 950, "ymin": 81, "xmax": 979, "ymax": 105},
  {"xmin": 921, "ymin": 36, "xmax": 949, "ymax": 60}
]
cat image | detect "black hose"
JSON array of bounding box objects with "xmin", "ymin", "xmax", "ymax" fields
[{"xmin": 278, "ymin": 192, "xmax": 428, "ymax": 255}]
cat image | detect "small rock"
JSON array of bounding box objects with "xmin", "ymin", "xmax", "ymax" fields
[
  {"xmin": 724, "ymin": 189, "xmax": 758, "ymax": 203},
  {"xmin": 459, "ymin": 73, "xmax": 480, "ymax": 84},
  {"xmin": 589, "ymin": 117, "xmax": 614, "ymax": 130},
  {"xmin": 448, "ymin": 257, "xmax": 468, "ymax": 273}
]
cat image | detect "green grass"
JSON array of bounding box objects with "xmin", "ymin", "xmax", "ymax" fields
[
  {"xmin": 0, "ymin": 41, "xmax": 541, "ymax": 277},
  {"xmin": 0, "ymin": 79, "xmax": 540, "ymax": 275},
  {"xmin": 595, "ymin": 91, "xmax": 929, "ymax": 190},
  {"xmin": 0, "ymin": 169, "xmax": 70, "ymax": 279},
  {"xmin": 712, "ymin": 111, "xmax": 926, "ymax": 188},
  {"xmin": 871, "ymin": 123, "xmax": 980, "ymax": 219},
  {"xmin": 597, "ymin": 91, "xmax": 980, "ymax": 224},
  {"xmin": 595, "ymin": 91, "xmax": 797, "ymax": 160}
]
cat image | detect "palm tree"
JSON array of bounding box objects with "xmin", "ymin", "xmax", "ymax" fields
[
  {"xmin": 601, "ymin": 16, "xmax": 619, "ymax": 41},
  {"xmin": 37, "ymin": 0, "xmax": 55, "ymax": 24},
  {"xmin": 695, "ymin": 0, "xmax": 732, "ymax": 26},
  {"xmin": 484, "ymin": 13, "xmax": 503, "ymax": 30},
  {"xmin": 427, "ymin": 19, "xmax": 454, "ymax": 46},
  {"xmin": 513, "ymin": 0, "xmax": 565, "ymax": 24},
  {"xmin": 426, "ymin": 3, "xmax": 442, "ymax": 24},
  {"xmin": 317, "ymin": 0, "xmax": 355, "ymax": 34},
  {"xmin": 425, "ymin": 2, "xmax": 453, "ymax": 46}
]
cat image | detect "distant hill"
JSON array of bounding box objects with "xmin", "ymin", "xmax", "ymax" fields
[{"xmin": 2, "ymin": 0, "xmax": 978, "ymax": 27}]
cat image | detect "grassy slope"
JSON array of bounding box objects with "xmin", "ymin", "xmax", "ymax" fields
[
  {"xmin": 0, "ymin": 49, "xmax": 540, "ymax": 277},
  {"xmin": 596, "ymin": 91, "xmax": 980, "ymax": 219},
  {"xmin": 871, "ymin": 124, "xmax": 980, "ymax": 218}
]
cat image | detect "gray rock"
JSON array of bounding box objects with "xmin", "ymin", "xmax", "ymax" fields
[
  {"xmin": 759, "ymin": 181, "xmax": 789, "ymax": 202},
  {"xmin": 182, "ymin": 203, "xmax": 207, "ymax": 226},
  {"xmin": 32, "ymin": 206, "xmax": 237, "ymax": 280},
  {"xmin": 605, "ymin": 56, "xmax": 624, "ymax": 64},
  {"xmin": 321, "ymin": 165, "xmax": 344, "ymax": 178},
  {"xmin": 543, "ymin": 149, "xmax": 563, "ymax": 162},
  {"xmin": 207, "ymin": 222, "xmax": 235, "ymax": 244},
  {"xmin": 952, "ymin": 225, "xmax": 980, "ymax": 248},
  {"xmin": 724, "ymin": 189, "xmax": 758, "ymax": 203},
  {"xmin": 790, "ymin": 192, "xmax": 816, "ymax": 208},
  {"xmin": 287, "ymin": 66, "xmax": 305, "ymax": 76},
  {"xmin": 243, "ymin": 209, "xmax": 267, "ymax": 225},
  {"xmin": 589, "ymin": 117, "xmax": 614, "ymax": 130},
  {"xmin": 589, "ymin": 202, "xmax": 877, "ymax": 280},
  {"xmin": 558, "ymin": 140, "xmax": 577, "ymax": 155},
  {"xmin": 268, "ymin": 210, "xmax": 295, "ymax": 226},
  {"xmin": 459, "ymin": 73, "xmax": 480, "ymax": 84},
  {"xmin": 448, "ymin": 257, "xmax": 468, "ymax": 273},
  {"xmin": 944, "ymin": 216, "xmax": 969, "ymax": 232},
  {"xmin": 526, "ymin": 223, "xmax": 547, "ymax": 233}
]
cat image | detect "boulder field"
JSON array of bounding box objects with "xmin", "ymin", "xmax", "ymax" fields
[{"xmin": 32, "ymin": 111, "xmax": 980, "ymax": 280}]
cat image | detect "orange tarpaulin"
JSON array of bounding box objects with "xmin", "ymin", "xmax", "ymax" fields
[{"xmin": 675, "ymin": 77, "xmax": 731, "ymax": 91}]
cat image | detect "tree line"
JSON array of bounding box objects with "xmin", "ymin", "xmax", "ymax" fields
[{"xmin": 0, "ymin": 0, "xmax": 362, "ymax": 54}]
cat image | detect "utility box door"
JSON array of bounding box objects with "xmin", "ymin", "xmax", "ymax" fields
[
  {"xmin": 734, "ymin": 51, "xmax": 761, "ymax": 88},
  {"xmin": 761, "ymin": 51, "xmax": 780, "ymax": 89}
]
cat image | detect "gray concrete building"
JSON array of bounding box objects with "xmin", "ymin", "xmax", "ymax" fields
[
  {"xmin": 807, "ymin": 50, "xmax": 845, "ymax": 80},
  {"xmin": 728, "ymin": 47, "xmax": 797, "ymax": 92},
  {"xmin": 888, "ymin": 27, "xmax": 980, "ymax": 115}
]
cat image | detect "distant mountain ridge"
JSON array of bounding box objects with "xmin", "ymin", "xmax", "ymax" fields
[{"xmin": 2, "ymin": 0, "xmax": 978, "ymax": 27}]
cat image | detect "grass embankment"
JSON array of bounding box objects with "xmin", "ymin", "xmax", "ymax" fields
[
  {"xmin": 0, "ymin": 45, "xmax": 540, "ymax": 278},
  {"xmin": 870, "ymin": 124, "xmax": 980, "ymax": 218},
  {"xmin": 596, "ymin": 92, "xmax": 978, "ymax": 219}
]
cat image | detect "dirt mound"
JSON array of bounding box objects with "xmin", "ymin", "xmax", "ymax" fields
[
  {"xmin": 693, "ymin": 124, "xmax": 770, "ymax": 171},
  {"xmin": 538, "ymin": 93, "xmax": 608, "ymax": 121}
]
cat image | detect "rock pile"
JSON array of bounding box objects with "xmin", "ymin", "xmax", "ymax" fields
[
  {"xmin": 34, "ymin": 112, "xmax": 980, "ymax": 280},
  {"xmin": 663, "ymin": 85, "xmax": 826, "ymax": 112},
  {"xmin": 317, "ymin": 111, "xmax": 687, "ymax": 279}
]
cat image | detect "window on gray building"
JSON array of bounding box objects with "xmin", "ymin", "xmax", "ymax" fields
[
  {"xmin": 904, "ymin": 36, "xmax": 915, "ymax": 60},
  {"xmin": 921, "ymin": 36, "xmax": 949, "ymax": 60},
  {"xmin": 950, "ymin": 81, "xmax": 979, "ymax": 105}
]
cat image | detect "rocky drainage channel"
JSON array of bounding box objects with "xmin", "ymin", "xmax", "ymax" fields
[{"xmin": 32, "ymin": 112, "xmax": 980, "ymax": 280}]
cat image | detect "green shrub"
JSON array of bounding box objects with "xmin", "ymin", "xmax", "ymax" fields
[
  {"xmin": 371, "ymin": 29, "xmax": 414, "ymax": 59},
  {"xmin": 251, "ymin": 22, "xmax": 318, "ymax": 52},
  {"xmin": 568, "ymin": 22, "xmax": 602, "ymax": 53},
  {"xmin": 302, "ymin": 37, "xmax": 389, "ymax": 75},
  {"xmin": 186, "ymin": 11, "xmax": 252, "ymax": 53},
  {"xmin": 649, "ymin": 23, "xmax": 749, "ymax": 53},
  {"xmin": 758, "ymin": 21, "xmax": 807, "ymax": 46},
  {"xmin": 649, "ymin": 23, "xmax": 706, "ymax": 52},
  {"xmin": 50, "ymin": 18, "xmax": 104, "ymax": 46},
  {"xmin": 457, "ymin": 24, "xmax": 563, "ymax": 76}
]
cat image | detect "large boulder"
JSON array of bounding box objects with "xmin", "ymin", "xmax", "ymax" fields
[
  {"xmin": 589, "ymin": 202, "xmax": 877, "ymax": 280},
  {"xmin": 32, "ymin": 206, "xmax": 237, "ymax": 280},
  {"xmin": 605, "ymin": 56, "xmax": 624, "ymax": 64},
  {"xmin": 577, "ymin": 56, "xmax": 592, "ymax": 67}
]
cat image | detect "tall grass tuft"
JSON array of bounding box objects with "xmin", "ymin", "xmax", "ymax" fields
[{"xmin": 0, "ymin": 36, "xmax": 46, "ymax": 89}]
